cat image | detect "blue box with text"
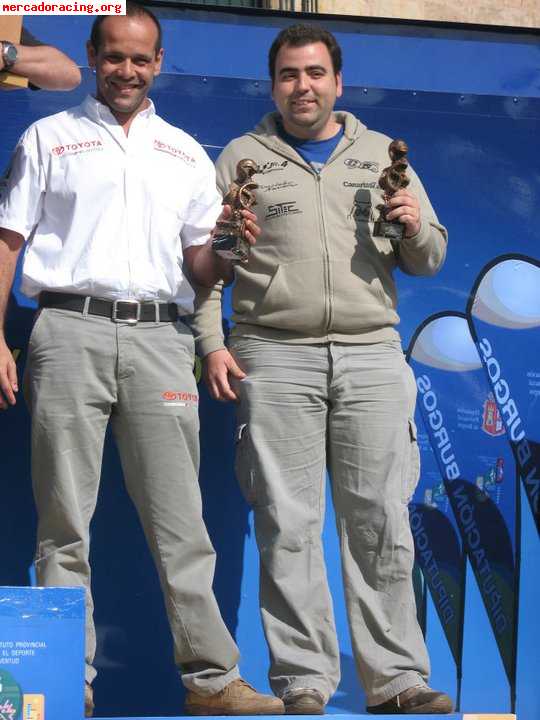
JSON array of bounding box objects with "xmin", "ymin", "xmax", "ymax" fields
[{"xmin": 0, "ymin": 586, "xmax": 85, "ymax": 720}]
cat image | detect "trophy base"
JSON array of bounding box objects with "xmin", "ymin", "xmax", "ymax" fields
[
  {"xmin": 212, "ymin": 234, "xmax": 249, "ymax": 263},
  {"xmin": 373, "ymin": 220, "xmax": 405, "ymax": 241}
]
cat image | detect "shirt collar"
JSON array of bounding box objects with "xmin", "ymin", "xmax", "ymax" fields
[{"xmin": 82, "ymin": 94, "xmax": 156, "ymax": 128}]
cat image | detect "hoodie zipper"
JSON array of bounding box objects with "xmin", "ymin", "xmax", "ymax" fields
[
  {"xmin": 251, "ymin": 129, "xmax": 356, "ymax": 334},
  {"xmin": 316, "ymin": 137, "xmax": 355, "ymax": 333},
  {"xmin": 314, "ymin": 172, "xmax": 333, "ymax": 332}
]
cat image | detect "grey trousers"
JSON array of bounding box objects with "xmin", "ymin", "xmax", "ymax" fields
[
  {"xmin": 229, "ymin": 338, "xmax": 430, "ymax": 706},
  {"xmin": 24, "ymin": 308, "xmax": 240, "ymax": 693}
]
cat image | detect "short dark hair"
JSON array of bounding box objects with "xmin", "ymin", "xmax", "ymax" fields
[
  {"xmin": 90, "ymin": 1, "xmax": 162, "ymax": 54},
  {"xmin": 268, "ymin": 24, "xmax": 342, "ymax": 83}
]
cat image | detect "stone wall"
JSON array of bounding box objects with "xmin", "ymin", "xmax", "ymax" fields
[{"xmin": 284, "ymin": 0, "xmax": 540, "ymax": 29}]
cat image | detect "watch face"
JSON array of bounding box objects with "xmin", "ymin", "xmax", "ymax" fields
[{"xmin": 2, "ymin": 42, "xmax": 17, "ymax": 68}]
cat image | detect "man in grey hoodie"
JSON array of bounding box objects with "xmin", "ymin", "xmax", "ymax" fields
[{"xmin": 194, "ymin": 24, "xmax": 452, "ymax": 716}]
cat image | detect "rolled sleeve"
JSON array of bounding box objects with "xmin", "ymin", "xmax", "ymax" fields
[{"xmin": 181, "ymin": 153, "xmax": 222, "ymax": 249}]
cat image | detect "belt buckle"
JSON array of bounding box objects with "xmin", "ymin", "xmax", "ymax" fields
[{"xmin": 112, "ymin": 299, "xmax": 141, "ymax": 324}]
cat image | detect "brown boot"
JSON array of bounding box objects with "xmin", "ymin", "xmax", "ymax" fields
[
  {"xmin": 185, "ymin": 678, "xmax": 285, "ymax": 716},
  {"xmin": 366, "ymin": 685, "xmax": 454, "ymax": 714},
  {"xmin": 84, "ymin": 682, "xmax": 94, "ymax": 717},
  {"xmin": 282, "ymin": 688, "xmax": 326, "ymax": 715}
]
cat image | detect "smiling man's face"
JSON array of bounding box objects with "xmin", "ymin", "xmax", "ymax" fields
[
  {"xmin": 87, "ymin": 14, "xmax": 163, "ymax": 125},
  {"xmin": 272, "ymin": 41, "xmax": 342, "ymax": 141}
]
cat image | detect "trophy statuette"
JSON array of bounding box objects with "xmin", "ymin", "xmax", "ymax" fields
[
  {"xmin": 373, "ymin": 139, "xmax": 410, "ymax": 241},
  {"xmin": 212, "ymin": 159, "xmax": 259, "ymax": 263}
]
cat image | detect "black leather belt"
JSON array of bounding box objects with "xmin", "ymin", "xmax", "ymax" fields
[{"xmin": 39, "ymin": 291, "xmax": 179, "ymax": 324}]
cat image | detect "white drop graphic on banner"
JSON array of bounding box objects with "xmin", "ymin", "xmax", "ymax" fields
[
  {"xmin": 410, "ymin": 315, "xmax": 481, "ymax": 372},
  {"xmin": 471, "ymin": 259, "xmax": 540, "ymax": 329}
]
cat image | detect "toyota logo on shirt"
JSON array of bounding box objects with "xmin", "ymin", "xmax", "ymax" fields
[
  {"xmin": 154, "ymin": 139, "xmax": 196, "ymax": 165},
  {"xmin": 51, "ymin": 140, "xmax": 104, "ymax": 157}
]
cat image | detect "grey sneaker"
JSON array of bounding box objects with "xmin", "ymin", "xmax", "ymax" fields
[
  {"xmin": 282, "ymin": 688, "xmax": 326, "ymax": 715},
  {"xmin": 185, "ymin": 678, "xmax": 284, "ymax": 715},
  {"xmin": 366, "ymin": 685, "xmax": 454, "ymax": 714}
]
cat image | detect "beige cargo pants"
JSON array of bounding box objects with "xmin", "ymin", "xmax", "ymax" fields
[
  {"xmin": 25, "ymin": 307, "xmax": 240, "ymax": 694},
  {"xmin": 230, "ymin": 337, "xmax": 429, "ymax": 706}
]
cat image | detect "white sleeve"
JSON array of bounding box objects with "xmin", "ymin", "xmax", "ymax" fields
[
  {"xmin": 0, "ymin": 128, "xmax": 46, "ymax": 241},
  {"xmin": 181, "ymin": 150, "xmax": 222, "ymax": 249}
]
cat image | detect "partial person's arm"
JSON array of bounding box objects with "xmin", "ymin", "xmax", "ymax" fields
[
  {"xmin": 1, "ymin": 32, "xmax": 81, "ymax": 90},
  {"xmin": 386, "ymin": 166, "xmax": 448, "ymax": 276},
  {"xmin": 0, "ymin": 229, "xmax": 24, "ymax": 409},
  {"xmin": 184, "ymin": 240, "xmax": 233, "ymax": 289},
  {"xmin": 191, "ymin": 282, "xmax": 246, "ymax": 403},
  {"xmin": 185, "ymin": 204, "xmax": 259, "ymax": 402},
  {"xmin": 204, "ymin": 348, "xmax": 246, "ymax": 402},
  {"xmin": 188, "ymin": 141, "xmax": 255, "ymax": 402},
  {"xmin": 0, "ymin": 127, "xmax": 46, "ymax": 409}
]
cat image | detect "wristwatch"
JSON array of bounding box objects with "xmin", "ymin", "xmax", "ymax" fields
[{"xmin": 1, "ymin": 41, "xmax": 18, "ymax": 71}]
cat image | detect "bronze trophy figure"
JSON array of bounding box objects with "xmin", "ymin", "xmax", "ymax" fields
[
  {"xmin": 373, "ymin": 139, "xmax": 410, "ymax": 241},
  {"xmin": 212, "ymin": 159, "xmax": 259, "ymax": 263}
]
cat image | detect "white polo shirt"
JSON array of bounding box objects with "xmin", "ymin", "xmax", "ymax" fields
[{"xmin": 0, "ymin": 95, "xmax": 221, "ymax": 312}]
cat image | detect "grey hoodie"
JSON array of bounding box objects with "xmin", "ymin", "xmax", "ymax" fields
[{"xmin": 194, "ymin": 111, "xmax": 447, "ymax": 357}]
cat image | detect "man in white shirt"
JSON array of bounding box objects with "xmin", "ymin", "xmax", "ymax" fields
[{"xmin": 0, "ymin": 4, "xmax": 282, "ymax": 718}]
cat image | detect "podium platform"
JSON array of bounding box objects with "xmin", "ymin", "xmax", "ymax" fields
[{"xmin": 93, "ymin": 714, "xmax": 515, "ymax": 720}]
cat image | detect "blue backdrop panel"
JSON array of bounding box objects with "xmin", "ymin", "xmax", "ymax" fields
[{"xmin": 1, "ymin": 9, "xmax": 539, "ymax": 720}]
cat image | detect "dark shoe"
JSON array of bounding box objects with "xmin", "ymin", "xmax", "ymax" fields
[
  {"xmin": 84, "ymin": 682, "xmax": 94, "ymax": 717},
  {"xmin": 283, "ymin": 688, "xmax": 325, "ymax": 715},
  {"xmin": 185, "ymin": 678, "xmax": 285, "ymax": 715},
  {"xmin": 367, "ymin": 686, "xmax": 454, "ymax": 714}
]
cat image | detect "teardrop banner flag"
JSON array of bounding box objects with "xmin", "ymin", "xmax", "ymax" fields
[
  {"xmin": 408, "ymin": 312, "xmax": 519, "ymax": 706},
  {"xmin": 467, "ymin": 254, "xmax": 540, "ymax": 535},
  {"xmin": 412, "ymin": 559, "xmax": 427, "ymax": 636},
  {"xmin": 409, "ymin": 407, "xmax": 465, "ymax": 690}
]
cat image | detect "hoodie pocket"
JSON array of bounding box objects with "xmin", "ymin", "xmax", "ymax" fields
[
  {"xmin": 330, "ymin": 258, "xmax": 398, "ymax": 333},
  {"xmin": 253, "ymin": 259, "xmax": 327, "ymax": 332}
]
